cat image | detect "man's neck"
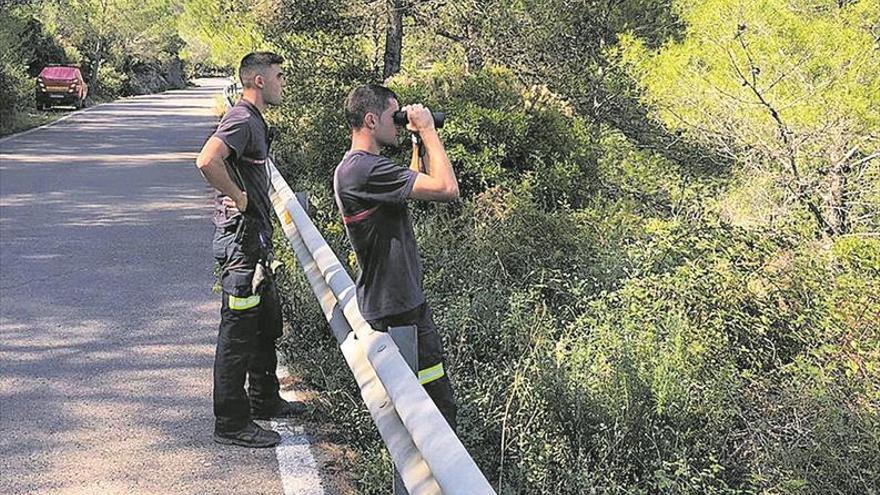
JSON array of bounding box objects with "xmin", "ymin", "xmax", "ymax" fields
[
  {"xmin": 350, "ymin": 132, "xmax": 381, "ymax": 155},
  {"xmin": 241, "ymin": 91, "xmax": 265, "ymax": 113}
]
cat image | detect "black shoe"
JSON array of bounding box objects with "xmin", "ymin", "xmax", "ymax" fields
[
  {"xmin": 251, "ymin": 398, "xmax": 307, "ymax": 420},
  {"xmin": 213, "ymin": 421, "xmax": 281, "ymax": 448}
]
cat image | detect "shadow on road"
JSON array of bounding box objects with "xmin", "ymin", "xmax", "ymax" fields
[{"xmin": 0, "ymin": 81, "xmax": 336, "ymax": 495}]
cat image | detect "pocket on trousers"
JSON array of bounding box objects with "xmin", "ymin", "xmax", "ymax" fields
[
  {"xmin": 236, "ymin": 215, "xmax": 262, "ymax": 258},
  {"xmin": 213, "ymin": 225, "xmax": 236, "ymax": 262}
]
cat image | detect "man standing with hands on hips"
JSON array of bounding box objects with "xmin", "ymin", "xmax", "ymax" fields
[
  {"xmin": 334, "ymin": 84, "xmax": 459, "ymax": 430},
  {"xmin": 196, "ymin": 52, "xmax": 305, "ymax": 448}
]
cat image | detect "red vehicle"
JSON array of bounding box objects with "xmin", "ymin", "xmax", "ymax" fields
[{"xmin": 36, "ymin": 66, "xmax": 88, "ymax": 110}]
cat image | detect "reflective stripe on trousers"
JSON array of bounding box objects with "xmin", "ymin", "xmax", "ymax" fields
[
  {"xmin": 229, "ymin": 294, "xmax": 261, "ymax": 310},
  {"xmin": 418, "ymin": 363, "xmax": 444, "ymax": 385}
]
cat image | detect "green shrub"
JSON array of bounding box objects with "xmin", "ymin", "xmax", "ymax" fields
[
  {"xmin": 95, "ymin": 65, "xmax": 128, "ymax": 99},
  {"xmin": 0, "ymin": 8, "xmax": 37, "ymax": 123},
  {"xmin": 0, "ymin": 62, "xmax": 32, "ymax": 123},
  {"xmin": 550, "ymin": 231, "xmax": 880, "ymax": 494},
  {"xmin": 387, "ymin": 65, "xmax": 592, "ymax": 202}
]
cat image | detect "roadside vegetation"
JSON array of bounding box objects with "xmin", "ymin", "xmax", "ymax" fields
[
  {"xmin": 242, "ymin": 1, "xmax": 876, "ymax": 492},
  {"xmin": 5, "ymin": 1, "xmax": 878, "ymax": 493},
  {"xmin": 261, "ymin": 2, "xmax": 880, "ymax": 493}
]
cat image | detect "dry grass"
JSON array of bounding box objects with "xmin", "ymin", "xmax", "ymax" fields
[{"xmin": 0, "ymin": 108, "xmax": 66, "ymax": 138}]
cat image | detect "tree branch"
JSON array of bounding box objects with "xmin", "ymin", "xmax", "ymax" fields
[
  {"xmin": 727, "ymin": 34, "xmax": 837, "ymax": 236},
  {"xmin": 848, "ymin": 151, "xmax": 879, "ymax": 170}
]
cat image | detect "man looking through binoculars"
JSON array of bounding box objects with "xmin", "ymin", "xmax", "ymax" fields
[{"xmin": 333, "ymin": 84, "xmax": 459, "ymax": 429}]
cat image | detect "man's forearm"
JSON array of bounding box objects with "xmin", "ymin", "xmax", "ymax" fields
[
  {"xmin": 197, "ymin": 156, "xmax": 245, "ymax": 204},
  {"xmin": 419, "ymin": 130, "xmax": 457, "ymax": 192}
]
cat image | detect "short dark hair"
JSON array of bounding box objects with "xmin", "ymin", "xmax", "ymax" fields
[
  {"xmin": 239, "ymin": 51, "xmax": 284, "ymax": 88},
  {"xmin": 344, "ymin": 84, "xmax": 398, "ymax": 130}
]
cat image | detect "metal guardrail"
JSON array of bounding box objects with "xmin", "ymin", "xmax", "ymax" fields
[{"xmin": 222, "ymin": 84, "xmax": 496, "ymax": 495}]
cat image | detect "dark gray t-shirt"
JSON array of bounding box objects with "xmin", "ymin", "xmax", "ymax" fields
[
  {"xmin": 211, "ymin": 100, "xmax": 272, "ymax": 235},
  {"xmin": 210, "ymin": 100, "xmax": 272, "ymax": 296},
  {"xmin": 333, "ymin": 150, "xmax": 422, "ymax": 320}
]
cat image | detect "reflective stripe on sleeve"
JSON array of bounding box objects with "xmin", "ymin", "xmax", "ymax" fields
[
  {"xmin": 229, "ymin": 294, "xmax": 261, "ymax": 310},
  {"xmin": 418, "ymin": 363, "xmax": 445, "ymax": 385}
]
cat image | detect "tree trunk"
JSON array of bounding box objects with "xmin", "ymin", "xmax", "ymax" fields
[
  {"xmin": 89, "ymin": 39, "xmax": 104, "ymax": 91},
  {"xmin": 464, "ymin": 25, "xmax": 484, "ymax": 73},
  {"xmin": 826, "ymin": 152, "xmax": 851, "ymax": 236},
  {"xmin": 382, "ymin": 0, "xmax": 404, "ymax": 80}
]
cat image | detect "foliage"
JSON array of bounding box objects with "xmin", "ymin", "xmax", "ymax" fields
[
  {"xmin": 275, "ymin": 52, "xmax": 879, "ymax": 493},
  {"xmin": 618, "ymin": 0, "xmax": 880, "ymax": 237},
  {"xmin": 0, "ymin": 4, "xmax": 69, "ymax": 122},
  {"xmin": 0, "ymin": 6, "xmax": 65, "ymax": 135},
  {"xmin": 385, "ymin": 64, "xmax": 594, "ymax": 203},
  {"xmin": 96, "ymin": 64, "xmax": 127, "ymax": 97},
  {"xmin": 0, "ymin": 7, "xmax": 34, "ymax": 123},
  {"xmin": 178, "ymin": 0, "xmax": 268, "ymax": 68}
]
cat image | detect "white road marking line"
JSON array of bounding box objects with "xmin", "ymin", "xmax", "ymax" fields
[
  {"xmin": 272, "ymin": 421, "xmax": 326, "ymax": 495},
  {"xmin": 271, "ymin": 361, "xmax": 326, "ymax": 495}
]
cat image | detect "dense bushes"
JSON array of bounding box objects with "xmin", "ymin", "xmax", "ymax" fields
[
  {"xmin": 0, "ymin": 9, "xmax": 45, "ymax": 130},
  {"xmin": 271, "ymin": 59, "xmax": 879, "ymax": 493},
  {"xmin": 553, "ymin": 230, "xmax": 879, "ymax": 493},
  {"xmin": 387, "ymin": 65, "xmax": 592, "ymax": 202},
  {"xmin": 0, "ymin": 61, "xmax": 31, "ymax": 126}
]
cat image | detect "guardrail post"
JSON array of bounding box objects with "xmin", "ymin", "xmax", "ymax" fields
[
  {"xmin": 389, "ymin": 325, "xmax": 418, "ymax": 372},
  {"xmin": 389, "ymin": 325, "xmax": 418, "ymax": 495}
]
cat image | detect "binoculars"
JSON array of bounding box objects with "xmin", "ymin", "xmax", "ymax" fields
[{"xmin": 392, "ymin": 110, "xmax": 446, "ymax": 129}]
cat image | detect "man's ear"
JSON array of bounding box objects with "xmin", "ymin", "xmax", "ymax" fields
[
  {"xmin": 364, "ymin": 112, "xmax": 377, "ymax": 130},
  {"xmin": 254, "ymin": 73, "xmax": 265, "ymax": 89}
]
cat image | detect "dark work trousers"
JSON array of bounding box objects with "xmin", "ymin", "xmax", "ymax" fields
[
  {"xmin": 213, "ymin": 280, "xmax": 283, "ymax": 433},
  {"xmin": 367, "ymin": 303, "xmax": 457, "ymax": 431}
]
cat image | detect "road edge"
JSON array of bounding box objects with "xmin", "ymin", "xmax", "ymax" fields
[{"xmin": 0, "ymin": 82, "xmax": 219, "ymax": 146}]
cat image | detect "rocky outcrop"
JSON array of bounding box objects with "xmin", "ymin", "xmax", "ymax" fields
[{"xmin": 125, "ymin": 56, "xmax": 187, "ymax": 95}]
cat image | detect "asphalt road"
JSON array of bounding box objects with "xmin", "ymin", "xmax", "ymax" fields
[{"xmin": 0, "ymin": 79, "xmax": 317, "ymax": 494}]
